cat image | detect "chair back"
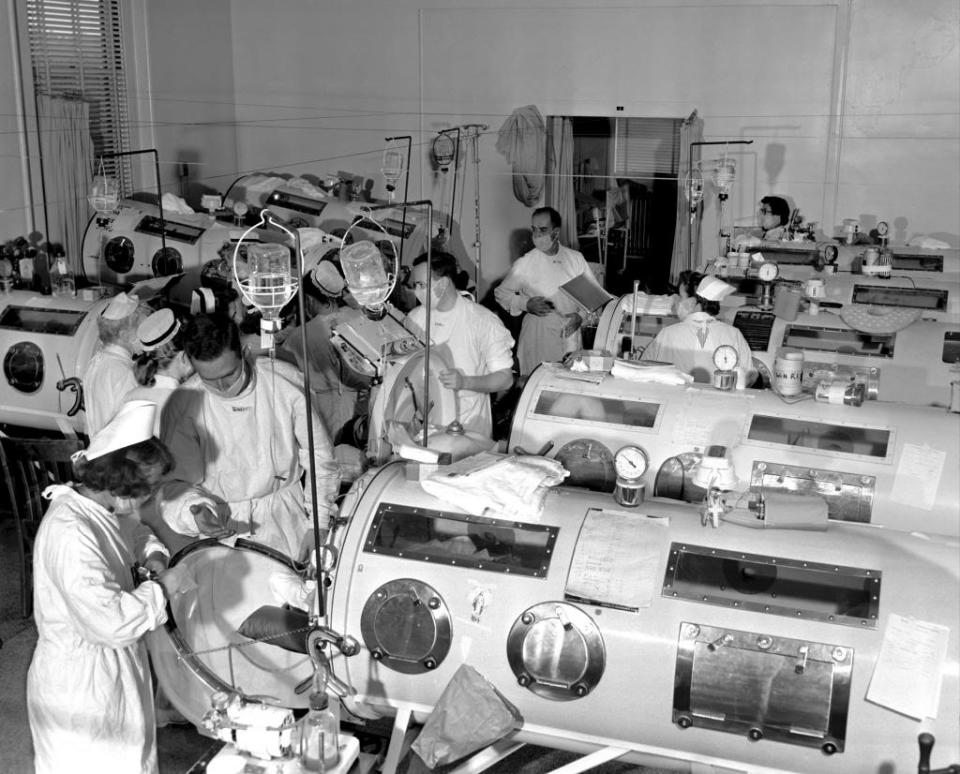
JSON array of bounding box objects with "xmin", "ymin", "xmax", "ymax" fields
[{"xmin": 0, "ymin": 435, "xmax": 85, "ymax": 618}]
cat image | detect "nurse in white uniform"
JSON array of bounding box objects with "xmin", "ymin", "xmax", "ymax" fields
[
  {"xmin": 27, "ymin": 401, "xmax": 178, "ymax": 774},
  {"xmin": 406, "ymin": 252, "xmax": 514, "ymax": 438}
]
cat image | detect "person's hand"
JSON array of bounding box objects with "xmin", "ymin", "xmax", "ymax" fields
[
  {"xmin": 561, "ymin": 312, "xmax": 583, "ymax": 338},
  {"xmin": 190, "ymin": 501, "xmax": 235, "ymax": 539},
  {"xmin": 526, "ymin": 296, "xmax": 555, "ymax": 317},
  {"xmin": 143, "ymin": 551, "xmax": 169, "ymax": 576},
  {"xmin": 439, "ymin": 368, "xmax": 467, "ymax": 391}
]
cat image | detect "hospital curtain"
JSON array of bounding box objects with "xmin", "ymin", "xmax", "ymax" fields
[
  {"xmin": 545, "ymin": 116, "xmax": 579, "ymax": 250},
  {"xmin": 36, "ymin": 94, "xmax": 94, "ymax": 275},
  {"xmin": 669, "ymin": 110, "xmax": 704, "ymax": 284}
]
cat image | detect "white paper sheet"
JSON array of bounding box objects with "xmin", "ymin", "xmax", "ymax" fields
[
  {"xmin": 866, "ymin": 613, "xmax": 951, "ymax": 720},
  {"xmin": 564, "ymin": 509, "xmax": 669, "ymax": 611},
  {"xmin": 890, "ymin": 443, "xmax": 946, "ymax": 512}
]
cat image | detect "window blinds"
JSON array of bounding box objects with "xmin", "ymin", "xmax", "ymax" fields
[
  {"xmin": 613, "ymin": 118, "xmax": 681, "ymax": 180},
  {"xmin": 26, "ymin": 0, "xmax": 131, "ymax": 190}
]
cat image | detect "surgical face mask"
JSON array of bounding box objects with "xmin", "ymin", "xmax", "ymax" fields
[
  {"xmin": 533, "ymin": 232, "xmax": 557, "ymax": 253},
  {"xmin": 204, "ymin": 359, "xmax": 247, "ymax": 398},
  {"xmin": 113, "ymin": 494, "xmax": 149, "ymax": 515}
]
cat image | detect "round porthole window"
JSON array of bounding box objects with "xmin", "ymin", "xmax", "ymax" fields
[
  {"xmin": 360, "ymin": 578, "xmax": 451, "ymax": 674},
  {"xmin": 104, "ymin": 236, "xmax": 135, "ymax": 274},
  {"xmin": 506, "ymin": 602, "xmax": 605, "ymax": 701},
  {"xmin": 4, "ymin": 341, "xmax": 44, "ymax": 393},
  {"xmin": 152, "ymin": 247, "xmax": 183, "ymax": 277}
]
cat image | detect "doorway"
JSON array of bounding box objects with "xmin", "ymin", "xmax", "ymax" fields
[{"xmin": 566, "ymin": 116, "xmax": 680, "ymax": 295}]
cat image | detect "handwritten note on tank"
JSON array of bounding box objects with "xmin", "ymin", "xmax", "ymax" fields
[
  {"xmin": 890, "ymin": 443, "xmax": 945, "ymax": 512},
  {"xmin": 866, "ymin": 613, "xmax": 950, "ymax": 720},
  {"xmin": 564, "ymin": 509, "xmax": 669, "ymax": 611}
]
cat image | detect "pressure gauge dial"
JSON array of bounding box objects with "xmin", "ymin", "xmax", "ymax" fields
[
  {"xmin": 232, "ymin": 201, "xmax": 249, "ymax": 224},
  {"xmin": 614, "ymin": 445, "xmax": 648, "ymax": 482},
  {"xmin": 713, "ymin": 344, "xmax": 740, "ymax": 372},
  {"xmin": 757, "ymin": 261, "xmax": 779, "ymax": 282},
  {"xmin": 876, "ymin": 220, "xmax": 889, "ymax": 238}
]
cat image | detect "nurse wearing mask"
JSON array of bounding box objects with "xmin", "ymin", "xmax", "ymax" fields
[
  {"xmin": 404, "ymin": 251, "xmax": 514, "ymax": 438},
  {"xmin": 27, "ymin": 400, "xmax": 180, "ymax": 774},
  {"xmin": 642, "ymin": 275, "xmax": 756, "ymax": 385},
  {"xmin": 495, "ymin": 207, "xmax": 605, "ymax": 377}
]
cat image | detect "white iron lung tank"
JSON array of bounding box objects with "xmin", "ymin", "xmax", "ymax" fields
[
  {"xmin": 0, "ymin": 289, "xmax": 107, "ymax": 433},
  {"xmin": 509, "ymin": 364, "xmax": 960, "ymax": 538},
  {"xmin": 319, "ymin": 462, "xmax": 959, "ymax": 774}
]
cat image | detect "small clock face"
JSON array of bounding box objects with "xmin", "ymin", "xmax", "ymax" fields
[
  {"xmin": 614, "ymin": 445, "xmax": 648, "ymax": 481},
  {"xmin": 713, "ymin": 344, "xmax": 739, "ymax": 371},
  {"xmin": 757, "ymin": 261, "xmax": 779, "ymax": 282},
  {"xmin": 876, "ymin": 220, "xmax": 889, "ymax": 237}
]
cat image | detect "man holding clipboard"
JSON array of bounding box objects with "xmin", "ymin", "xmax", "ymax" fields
[{"xmin": 495, "ymin": 207, "xmax": 612, "ymax": 376}]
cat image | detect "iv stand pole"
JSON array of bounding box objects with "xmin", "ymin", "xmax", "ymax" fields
[
  {"xmin": 463, "ymin": 124, "xmax": 487, "ymax": 295},
  {"xmin": 687, "ymin": 139, "xmax": 752, "ymax": 269}
]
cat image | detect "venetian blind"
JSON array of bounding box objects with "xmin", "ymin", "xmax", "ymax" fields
[
  {"xmin": 613, "ymin": 118, "xmax": 681, "ymax": 179},
  {"xmin": 26, "ymin": 0, "xmax": 131, "ymax": 190}
]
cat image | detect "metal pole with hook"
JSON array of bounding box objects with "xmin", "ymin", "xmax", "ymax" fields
[
  {"xmin": 463, "ymin": 124, "xmax": 488, "ymax": 295},
  {"xmin": 687, "ymin": 139, "xmax": 752, "ymax": 270}
]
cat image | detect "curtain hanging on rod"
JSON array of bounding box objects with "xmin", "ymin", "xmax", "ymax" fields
[
  {"xmin": 36, "ymin": 93, "xmax": 94, "ymax": 275},
  {"xmin": 545, "ymin": 116, "xmax": 578, "ymax": 250}
]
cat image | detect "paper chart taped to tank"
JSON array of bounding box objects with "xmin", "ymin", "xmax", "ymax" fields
[
  {"xmin": 564, "ymin": 509, "xmax": 669, "ymax": 611},
  {"xmin": 866, "ymin": 613, "xmax": 950, "ymax": 720},
  {"xmin": 890, "ymin": 443, "xmax": 945, "ymax": 511},
  {"xmin": 674, "ymin": 390, "xmax": 753, "ymax": 450}
]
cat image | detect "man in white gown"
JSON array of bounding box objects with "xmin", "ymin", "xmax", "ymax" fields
[{"xmin": 494, "ymin": 207, "xmax": 605, "ymax": 376}]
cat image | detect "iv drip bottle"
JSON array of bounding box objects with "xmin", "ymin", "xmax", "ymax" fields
[{"xmin": 299, "ymin": 692, "xmax": 339, "ymax": 772}]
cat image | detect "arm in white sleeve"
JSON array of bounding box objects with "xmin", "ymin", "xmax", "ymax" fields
[
  {"xmin": 55, "ymin": 521, "xmax": 167, "ymax": 648},
  {"xmin": 493, "ymin": 262, "xmax": 533, "ymax": 317},
  {"xmin": 295, "ymin": 388, "xmax": 340, "ymax": 531}
]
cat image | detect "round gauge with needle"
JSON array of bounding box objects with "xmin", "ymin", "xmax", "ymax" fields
[
  {"xmin": 876, "ymin": 220, "xmax": 889, "ymax": 238},
  {"xmin": 757, "ymin": 261, "xmax": 779, "ymax": 282},
  {"xmin": 232, "ymin": 201, "xmax": 249, "ymax": 222},
  {"xmin": 614, "ymin": 445, "xmax": 649, "ymax": 482},
  {"xmin": 713, "ymin": 344, "xmax": 740, "ymax": 372}
]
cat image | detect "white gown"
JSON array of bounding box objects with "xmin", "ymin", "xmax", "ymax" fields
[
  {"xmin": 82, "ymin": 342, "xmax": 138, "ymax": 436},
  {"xmin": 158, "ymin": 357, "xmax": 340, "ymax": 559},
  {"xmin": 494, "ymin": 244, "xmax": 602, "ymax": 376},
  {"xmin": 406, "ymin": 294, "xmax": 514, "ymax": 437},
  {"xmin": 27, "ymin": 485, "xmax": 168, "ymax": 774},
  {"xmin": 641, "ymin": 311, "xmax": 754, "ymax": 384}
]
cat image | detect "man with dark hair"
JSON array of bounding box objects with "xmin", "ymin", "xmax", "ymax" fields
[
  {"xmin": 494, "ymin": 206, "xmax": 605, "ymax": 376},
  {"xmin": 157, "ymin": 313, "xmax": 340, "ymax": 559},
  {"xmin": 642, "ymin": 275, "xmax": 755, "ymax": 385},
  {"xmin": 735, "ymin": 196, "xmax": 791, "ymax": 249},
  {"xmin": 405, "ymin": 251, "xmax": 514, "ymax": 437}
]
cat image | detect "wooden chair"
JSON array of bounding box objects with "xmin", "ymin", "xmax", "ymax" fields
[{"xmin": 0, "ymin": 436, "xmax": 85, "ymax": 618}]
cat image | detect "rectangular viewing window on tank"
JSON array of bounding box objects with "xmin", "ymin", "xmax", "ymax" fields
[
  {"xmin": 782, "ymin": 324, "xmax": 895, "ymax": 358},
  {"xmin": 533, "ymin": 389, "xmax": 660, "ymax": 429},
  {"xmin": 0, "ymin": 306, "xmax": 87, "ymax": 335},
  {"xmin": 852, "ymin": 284, "xmax": 948, "ymax": 311},
  {"xmin": 747, "ymin": 414, "xmax": 890, "ymax": 458},
  {"xmin": 943, "ymin": 331, "xmax": 960, "ymax": 365},
  {"xmin": 363, "ymin": 503, "xmax": 558, "ymax": 577},
  {"xmin": 662, "ymin": 543, "xmax": 881, "ymax": 627}
]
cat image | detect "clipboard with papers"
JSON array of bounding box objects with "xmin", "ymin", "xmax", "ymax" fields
[{"xmin": 559, "ymin": 272, "xmax": 614, "ymax": 314}]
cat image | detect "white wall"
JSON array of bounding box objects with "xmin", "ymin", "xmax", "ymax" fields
[
  {"xmin": 219, "ymin": 0, "xmax": 958, "ymax": 294},
  {"xmin": 3, "ymin": 0, "xmax": 958, "ymax": 289}
]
